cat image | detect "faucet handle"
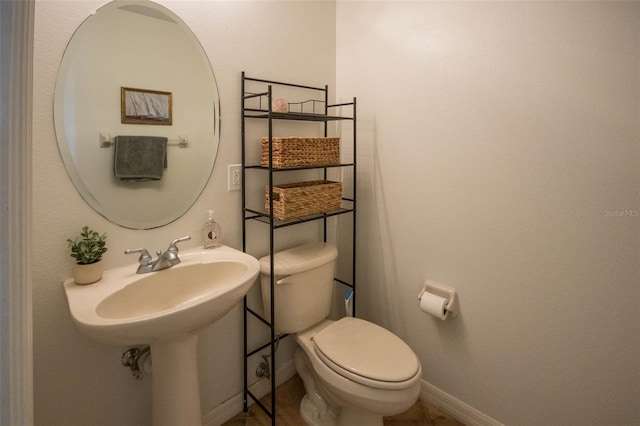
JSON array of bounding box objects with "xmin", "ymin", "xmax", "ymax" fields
[
  {"xmin": 124, "ymin": 248, "xmax": 152, "ymax": 265},
  {"xmin": 168, "ymin": 235, "xmax": 191, "ymax": 252}
]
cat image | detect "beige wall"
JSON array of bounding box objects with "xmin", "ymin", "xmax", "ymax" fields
[
  {"xmin": 337, "ymin": 1, "xmax": 639, "ymax": 425},
  {"xmin": 32, "ymin": 1, "xmax": 335, "ymax": 424}
]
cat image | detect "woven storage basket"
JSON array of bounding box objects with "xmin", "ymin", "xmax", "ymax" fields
[
  {"xmin": 265, "ymin": 180, "xmax": 342, "ymax": 220},
  {"xmin": 261, "ymin": 137, "xmax": 340, "ymax": 169}
]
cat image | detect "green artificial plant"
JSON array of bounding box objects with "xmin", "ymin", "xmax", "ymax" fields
[{"xmin": 67, "ymin": 226, "xmax": 108, "ymax": 264}]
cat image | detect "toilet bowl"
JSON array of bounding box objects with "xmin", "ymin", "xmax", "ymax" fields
[
  {"xmin": 295, "ymin": 318, "xmax": 422, "ymax": 425},
  {"xmin": 259, "ymin": 243, "xmax": 422, "ymax": 426}
]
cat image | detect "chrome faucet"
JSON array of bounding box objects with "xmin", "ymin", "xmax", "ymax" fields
[{"xmin": 125, "ymin": 236, "xmax": 191, "ymax": 274}]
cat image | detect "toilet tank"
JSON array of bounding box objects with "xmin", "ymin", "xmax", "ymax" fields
[{"xmin": 259, "ymin": 242, "xmax": 338, "ymax": 334}]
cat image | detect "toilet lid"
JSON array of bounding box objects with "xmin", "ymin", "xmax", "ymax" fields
[{"xmin": 313, "ymin": 317, "xmax": 420, "ymax": 387}]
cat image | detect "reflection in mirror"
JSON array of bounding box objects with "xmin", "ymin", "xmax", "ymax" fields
[{"xmin": 54, "ymin": 0, "xmax": 220, "ymax": 229}]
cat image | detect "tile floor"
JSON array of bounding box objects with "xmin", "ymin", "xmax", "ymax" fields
[{"xmin": 223, "ymin": 374, "xmax": 465, "ymax": 426}]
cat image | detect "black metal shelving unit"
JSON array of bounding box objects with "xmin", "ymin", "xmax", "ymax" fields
[{"xmin": 241, "ymin": 72, "xmax": 357, "ymax": 424}]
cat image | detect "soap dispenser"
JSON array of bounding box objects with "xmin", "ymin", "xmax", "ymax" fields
[{"xmin": 202, "ymin": 210, "xmax": 222, "ymax": 249}]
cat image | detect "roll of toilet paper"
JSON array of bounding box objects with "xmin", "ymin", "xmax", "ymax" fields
[{"xmin": 420, "ymin": 292, "xmax": 449, "ymax": 320}]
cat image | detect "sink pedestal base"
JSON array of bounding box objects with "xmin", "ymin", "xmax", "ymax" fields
[{"xmin": 151, "ymin": 334, "xmax": 202, "ymax": 426}]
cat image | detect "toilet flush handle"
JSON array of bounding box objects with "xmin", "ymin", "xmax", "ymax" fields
[{"xmin": 275, "ymin": 276, "xmax": 292, "ymax": 286}]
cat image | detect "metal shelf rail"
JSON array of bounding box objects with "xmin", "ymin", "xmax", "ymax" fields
[{"xmin": 241, "ymin": 72, "xmax": 356, "ymax": 424}]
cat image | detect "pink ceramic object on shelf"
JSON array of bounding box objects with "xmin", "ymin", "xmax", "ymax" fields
[{"xmin": 272, "ymin": 97, "xmax": 288, "ymax": 112}]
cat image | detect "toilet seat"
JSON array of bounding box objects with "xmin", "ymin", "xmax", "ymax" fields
[{"xmin": 312, "ymin": 317, "xmax": 420, "ymax": 390}]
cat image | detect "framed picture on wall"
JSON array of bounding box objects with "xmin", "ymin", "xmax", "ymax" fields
[{"xmin": 121, "ymin": 87, "xmax": 172, "ymax": 125}]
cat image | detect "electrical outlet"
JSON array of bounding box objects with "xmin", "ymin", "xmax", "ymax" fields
[{"xmin": 228, "ymin": 164, "xmax": 241, "ymax": 191}]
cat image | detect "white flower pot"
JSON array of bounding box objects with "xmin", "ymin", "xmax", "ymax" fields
[{"xmin": 73, "ymin": 260, "xmax": 103, "ymax": 285}]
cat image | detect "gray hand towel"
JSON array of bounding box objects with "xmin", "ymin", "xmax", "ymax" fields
[{"xmin": 113, "ymin": 136, "xmax": 168, "ymax": 181}]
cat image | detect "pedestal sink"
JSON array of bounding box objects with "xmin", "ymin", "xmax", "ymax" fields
[{"xmin": 63, "ymin": 245, "xmax": 260, "ymax": 426}]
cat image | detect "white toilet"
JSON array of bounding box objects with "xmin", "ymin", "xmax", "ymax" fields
[{"xmin": 260, "ymin": 242, "xmax": 422, "ymax": 426}]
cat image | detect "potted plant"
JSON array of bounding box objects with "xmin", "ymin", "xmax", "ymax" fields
[{"xmin": 67, "ymin": 226, "xmax": 108, "ymax": 284}]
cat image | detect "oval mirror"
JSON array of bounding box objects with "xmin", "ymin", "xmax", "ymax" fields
[{"xmin": 54, "ymin": 0, "xmax": 220, "ymax": 229}]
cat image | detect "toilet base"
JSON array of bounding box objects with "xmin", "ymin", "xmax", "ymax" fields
[
  {"xmin": 338, "ymin": 408, "xmax": 383, "ymax": 426},
  {"xmin": 300, "ymin": 395, "xmax": 337, "ymax": 426},
  {"xmin": 296, "ymin": 348, "xmax": 337, "ymax": 426},
  {"xmin": 295, "ymin": 347, "xmax": 385, "ymax": 426},
  {"xmin": 299, "ymin": 395, "xmax": 383, "ymax": 426}
]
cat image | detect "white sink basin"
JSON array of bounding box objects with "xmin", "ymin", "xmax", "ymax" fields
[
  {"xmin": 63, "ymin": 245, "xmax": 260, "ymax": 426},
  {"xmin": 64, "ymin": 245, "xmax": 260, "ymax": 345}
]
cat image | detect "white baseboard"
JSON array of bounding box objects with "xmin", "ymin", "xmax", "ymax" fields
[
  {"xmin": 420, "ymin": 380, "xmax": 503, "ymax": 426},
  {"xmin": 202, "ymin": 359, "xmax": 297, "ymax": 426}
]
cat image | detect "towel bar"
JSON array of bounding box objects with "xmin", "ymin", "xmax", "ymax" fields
[{"xmin": 99, "ymin": 132, "xmax": 188, "ymax": 148}]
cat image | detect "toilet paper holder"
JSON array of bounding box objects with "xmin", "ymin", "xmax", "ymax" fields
[{"xmin": 418, "ymin": 280, "xmax": 458, "ymax": 318}]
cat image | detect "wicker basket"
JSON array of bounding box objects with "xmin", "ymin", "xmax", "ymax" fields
[
  {"xmin": 261, "ymin": 137, "xmax": 340, "ymax": 169},
  {"xmin": 265, "ymin": 180, "xmax": 342, "ymax": 220}
]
